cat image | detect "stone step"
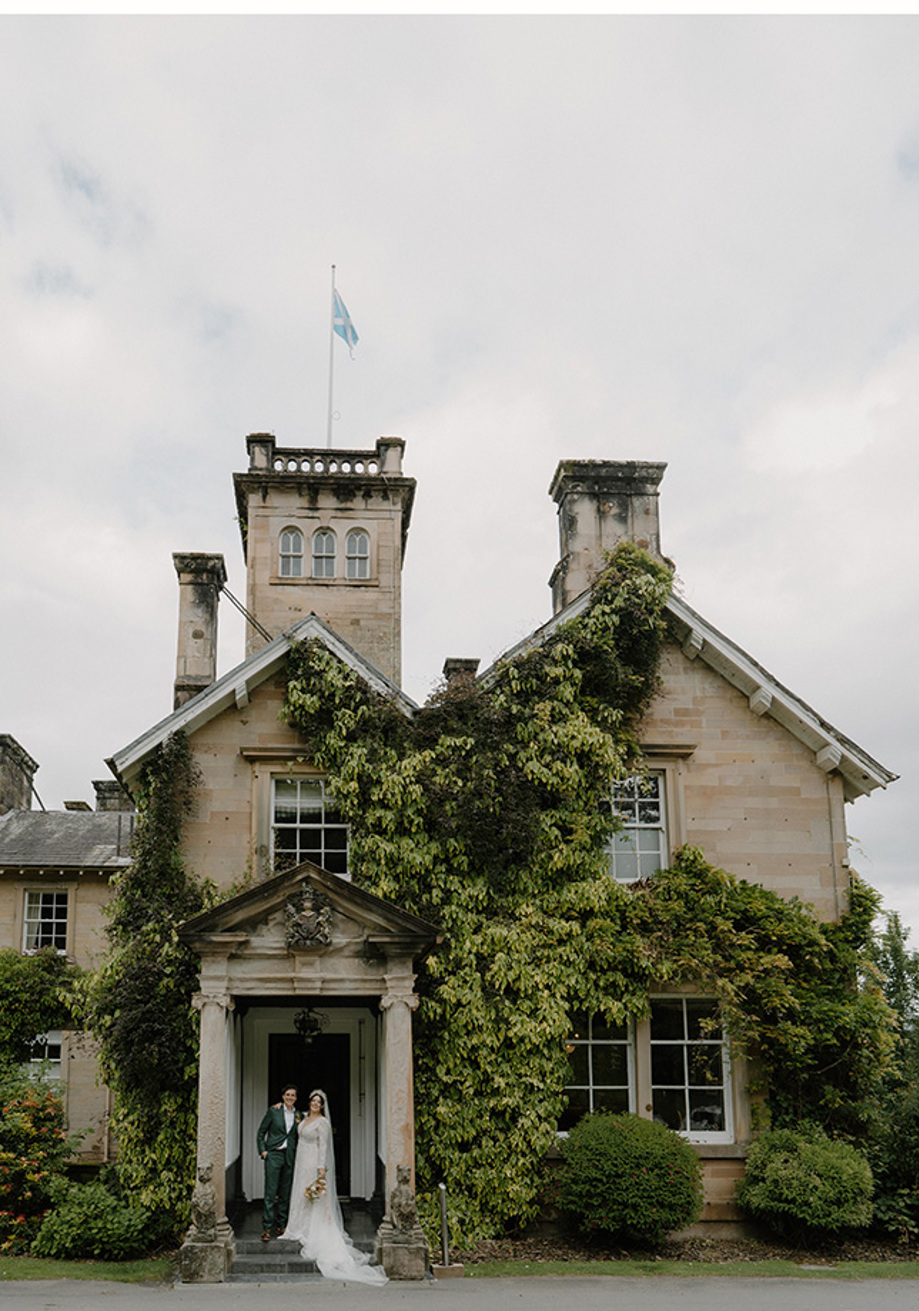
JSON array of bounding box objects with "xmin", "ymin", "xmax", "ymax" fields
[
  {"xmin": 230, "ymin": 1273, "xmax": 324, "ymax": 1283},
  {"xmin": 235, "ymin": 1237, "xmax": 375, "ymax": 1256}
]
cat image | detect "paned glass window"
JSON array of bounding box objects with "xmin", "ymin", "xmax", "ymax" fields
[
  {"xmin": 271, "ymin": 778, "xmax": 348, "ymax": 876},
  {"xmin": 561, "ymin": 1011, "xmax": 634, "ymax": 1131},
  {"xmin": 280, "ymin": 528, "xmax": 304, "ymax": 578},
  {"xmin": 345, "ymin": 529, "xmax": 370, "ymax": 580},
  {"xmin": 312, "ymin": 530, "xmax": 336, "ymax": 579},
  {"xmin": 23, "ymin": 891, "xmax": 68, "ymax": 953},
  {"xmin": 604, "ymin": 773, "xmax": 667, "ymax": 882},
  {"xmin": 650, "ymin": 998, "xmax": 731, "ymax": 1140},
  {"xmin": 29, "ymin": 1030, "xmax": 63, "ymax": 1080}
]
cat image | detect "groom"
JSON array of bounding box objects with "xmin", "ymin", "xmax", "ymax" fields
[{"xmin": 257, "ymin": 1084, "xmax": 301, "ymax": 1241}]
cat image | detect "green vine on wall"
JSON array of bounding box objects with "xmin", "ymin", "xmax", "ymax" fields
[
  {"xmin": 283, "ymin": 542, "xmax": 896, "ymax": 1242},
  {"xmin": 79, "ymin": 732, "xmax": 214, "ymax": 1234}
]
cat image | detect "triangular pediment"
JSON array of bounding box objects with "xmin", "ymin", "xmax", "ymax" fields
[{"xmin": 179, "ymin": 862, "xmax": 440, "ymax": 961}]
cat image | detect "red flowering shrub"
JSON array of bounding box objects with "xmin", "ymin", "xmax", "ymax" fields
[{"xmin": 0, "ymin": 1070, "xmax": 77, "ymax": 1253}]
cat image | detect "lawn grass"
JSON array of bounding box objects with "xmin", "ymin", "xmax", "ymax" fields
[
  {"xmin": 0, "ymin": 1255, "xmax": 173, "ymax": 1283},
  {"xmin": 467, "ymin": 1258, "xmax": 919, "ymax": 1279}
]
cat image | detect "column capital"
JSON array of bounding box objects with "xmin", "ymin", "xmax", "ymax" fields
[
  {"xmin": 379, "ymin": 992, "xmax": 419, "ymax": 1012},
  {"xmin": 192, "ymin": 992, "xmax": 235, "ymax": 1013}
]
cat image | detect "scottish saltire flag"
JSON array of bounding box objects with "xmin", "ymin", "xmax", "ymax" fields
[{"xmin": 333, "ymin": 289, "xmax": 359, "ymax": 355}]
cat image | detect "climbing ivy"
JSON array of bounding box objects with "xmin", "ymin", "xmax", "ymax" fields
[
  {"xmin": 0, "ymin": 948, "xmax": 79, "ymax": 1072},
  {"xmin": 78, "ymin": 732, "xmax": 215, "ymax": 1234},
  {"xmin": 282, "ymin": 542, "xmax": 896, "ymax": 1243}
]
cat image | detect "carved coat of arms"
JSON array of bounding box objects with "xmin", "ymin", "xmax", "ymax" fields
[{"xmin": 285, "ymin": 887, "xmax": 333, "ymax": 947}]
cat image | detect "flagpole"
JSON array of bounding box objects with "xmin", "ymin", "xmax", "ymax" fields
[{"xmin": 326, "ymin": 264, "xmax": 336, "ymax": 448}]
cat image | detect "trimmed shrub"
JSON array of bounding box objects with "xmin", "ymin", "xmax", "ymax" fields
[
  {"xmin": 737, "ymin": 1126, "xmax": 873, "ymax": 1242},
  {"xmin": 32, "ymin": 1182, "xmax": 150, "ymax": 1260},
  {"xmin": 557, "ymin": 1112, "xmax": 704, "ymax": 1243}
]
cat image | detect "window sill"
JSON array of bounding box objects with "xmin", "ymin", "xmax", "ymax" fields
[
  {"xmin": 270, "ymin": 576, "xmax": 378, "ymax": 587},
  {"xmin": 687, "ymin": 1142, "xmax": 749, "ymax": 1159}
]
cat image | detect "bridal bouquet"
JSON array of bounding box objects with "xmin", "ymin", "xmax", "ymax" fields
[{"xmin": 304, "ymin": 1176, "xmax": 327, "ymax": 1201}]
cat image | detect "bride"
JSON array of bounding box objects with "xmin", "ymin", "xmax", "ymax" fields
[{"xmin": 282, "ymin": 1089, "xmax": 387, "ymax": 1285}]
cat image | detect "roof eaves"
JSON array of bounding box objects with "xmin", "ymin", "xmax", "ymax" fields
[
  {"xmin": 109, "ymin": 614, "xmax": 418, "ymax": 789},
  {"xmin": 478, "ymin": 587, "xmax": 896, "ymax": 802}
]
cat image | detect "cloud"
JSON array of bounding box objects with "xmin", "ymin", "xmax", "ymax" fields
[
  {"xmin": 742, "ymin": 346, "xmax": 916, "ymax": 473},
  {"xmin": 0, "ymin": 13, "xmax": 916, "ymax": 943}
]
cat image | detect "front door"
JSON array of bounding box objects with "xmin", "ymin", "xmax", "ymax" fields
[
  {"xmin": 242, "ymin": 1006, "xmax": 377, "ymax": 1203},
  {"xmin": 268, "ymin": 1032, "xmax": 351, "ymax": 1194}
]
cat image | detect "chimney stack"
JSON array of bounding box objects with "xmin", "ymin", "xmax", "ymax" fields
[
  {"xmin": 548, "ymin": 460, "xmax": 667, "ymax": 613},
  {"xmin": 442, "ymin": 657, "xmax": 480, "ymax": 687},
  {"xmin": 173, "ymin": 553, "xmax": 227, "ymax": 710},
  {"xmin": 0, "ymin": 735, "xmax": 38, "ymax": 814},
  {"xmin": 93, "ymin": 779, "xmax": 134, "ymax": 812}
]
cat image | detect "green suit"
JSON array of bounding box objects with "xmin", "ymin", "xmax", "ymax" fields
[{"xmin": 257, "ymin": 1105, "xmax": 301, "ymax": 1232}]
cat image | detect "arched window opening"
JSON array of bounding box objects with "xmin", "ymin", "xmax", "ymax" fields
[
  {"xmin": 279, "ymin": 528, "xmax": 304, "ymax": 578},
  {"xmin": 345, "ymin": 529, "xmax": 370, "ymax": 580},
  {"xmin": 312, "ymin": 529, "xmax": 336, "ymax": 579}
]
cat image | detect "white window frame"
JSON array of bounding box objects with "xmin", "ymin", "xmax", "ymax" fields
[
  {"xmin": 22, "ymin": 890, "xmax": 69, "ymax": 954},
  {"xmin": 28, "ymin": 1029, "xmax": 63, "ymax": 1080},
  {"xmin": 649, "ymin": 996, "xmax": 733, "ymax": 1144},
  {"xmin": 279, "ymin": 527, "xmax": 304, "ymax": 578},
  {"xmin": 604, "ymin": 771, "xmax": 668, "ymax": 883},
  {"xmin": 345, "ymin": 529, "xmax": 370, "ymax": 580},
  {"xmin": 311, "ymin": 529, "xmax": 336, "ymax": 579},
  {"xmin": 270, "ymin": 777, "xmax": 349, "ymax": 878},
  {"xmin": 561, "ymin": 1012, "xmax": 635, "ymax": 1133}
]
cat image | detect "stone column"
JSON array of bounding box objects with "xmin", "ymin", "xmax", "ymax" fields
[
  {"xmin": 179, "ymin": 991, "xmax": 235, "ymax": 1283},
  {"xmin": 376, "ymin": 979, "xmax": 428, "ymax": 1279}
]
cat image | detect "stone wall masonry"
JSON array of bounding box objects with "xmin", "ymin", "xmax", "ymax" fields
[
  {"xmin": 180, "ymin": 682, "xmax": 308, "ymax": 889},
  {"xmin": 642, "ymin": 645, "xmax": 848, "ymax": 920}
]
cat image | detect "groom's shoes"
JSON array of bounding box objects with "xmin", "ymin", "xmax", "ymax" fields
[
  {"xmin": 261, "ymin": 1230, "xmax": 271, "ymax": 1243},
  {"xmin": 274, "ymin": 1227, "xmax": 285, "ymax": 1238}
]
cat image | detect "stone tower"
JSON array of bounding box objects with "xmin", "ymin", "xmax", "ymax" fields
[{"xmin": 233, "ymin": 434, "xmax": 416, "ymax": 686}]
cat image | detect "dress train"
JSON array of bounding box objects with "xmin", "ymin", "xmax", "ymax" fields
[{"xmin": 282, "ymin": 1114, "xmax": 387, "ymax": 1285}]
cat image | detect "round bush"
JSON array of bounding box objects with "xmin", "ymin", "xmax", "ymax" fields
[
  {"xmin": 737, "ymin": 1126, "xmax": 873, "ymax": 1242},
  {"xmin": 32, "ymin": 1181, "xmax": 150, "ymax": 1260},
  {"xmin": 557, "ymin": 1112, "xmax": 703, "ymax": 1243}
]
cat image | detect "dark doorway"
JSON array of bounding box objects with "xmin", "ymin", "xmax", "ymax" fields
[{"xmin": 268, "ymin": 1032, "xmax": 351, "ymax": 1194}]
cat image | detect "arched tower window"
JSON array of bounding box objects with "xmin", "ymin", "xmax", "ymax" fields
[
  {"xmin": 345, "ymin": 529, "xmax": 370, "ymax": 580},
  {"xmin": 279, "ymin": 528, "xmax": 303, "ymax": 578},
  {"xmin": 312, "ymin": 529, "xmax": 336, "ymax": 578}
]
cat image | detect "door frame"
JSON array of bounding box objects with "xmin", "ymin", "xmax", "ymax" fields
[{"xmin": 241, "ymin": 1005, "xmax": 378, "ymax": 1201}]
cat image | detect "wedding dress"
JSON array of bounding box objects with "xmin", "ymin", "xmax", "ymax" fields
[{"xmin": 282, "ymin": 1091, "xmax": 387, "ymax": 1285}]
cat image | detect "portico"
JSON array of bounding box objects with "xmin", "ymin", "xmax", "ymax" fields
[{"xmin": 177, "ymin": 862, "xmax": 439, "ymax": 1282}]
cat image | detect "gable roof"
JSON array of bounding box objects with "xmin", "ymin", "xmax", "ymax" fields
[
  {"xmin": 479, "ymin": 587, "xmax": 897, "ymax": 804},
  {"xmin": 108, "ymin": 613, "xmax": 419, "ymax": 790},
  {"xmin": 0, "ymin": 808, "xmax": 135, "ymax": 869},
  {"xmin": 178, "ymin": 860, "xmax": 440, "ymax": 959}
]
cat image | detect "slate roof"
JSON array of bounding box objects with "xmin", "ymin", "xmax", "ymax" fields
[{"xmin": 0, "ymin": 809, "xmax": 135, "ymax": 869}]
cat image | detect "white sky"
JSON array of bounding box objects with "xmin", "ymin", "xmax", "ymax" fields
[{"xmin": 1, "ymin": 15, "xmax": 916, "ymax": 945}]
